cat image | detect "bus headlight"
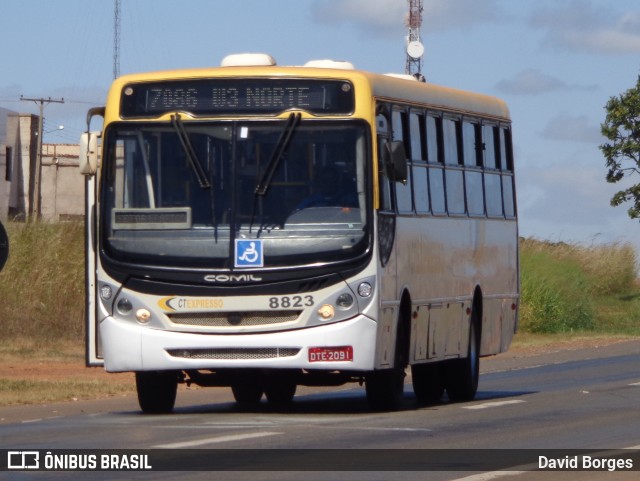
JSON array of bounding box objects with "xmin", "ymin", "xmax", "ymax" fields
[
  {"xmin": 116, "ymin": 298, "xmax": 133, "ymax": 315},
  {"xmin": 336, "ymin": 293, "xmax": 354, "ymax": 309},
  {"xmin": 136, "ymin": 308, "xmax": 152, "ymax": 323},
  {"xmin": 318, "ymin": 304, "xmax": 335, "ymax": 320},
  {"xmin": 99, "ymin": 285, "xmax": 113, "ymax": 300},
  {"xmin": 357, "ymin": 282, "xmax": 373, "ymax": 298}
]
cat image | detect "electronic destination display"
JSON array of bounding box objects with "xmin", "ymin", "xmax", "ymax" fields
[{"xmin": 120, "ymin": 78, "xmax": 355, "ymax": 117}]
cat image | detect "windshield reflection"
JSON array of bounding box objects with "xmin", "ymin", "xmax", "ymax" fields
[{"xmin": 101, "ymin": 120, "xmax": 370, "ymax": 270}]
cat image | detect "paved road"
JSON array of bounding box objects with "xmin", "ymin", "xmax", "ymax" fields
[{"xmin": 1, "ymin": 339, "xmax": 639, "ymax": 481}]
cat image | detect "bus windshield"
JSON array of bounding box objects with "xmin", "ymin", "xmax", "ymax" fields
[{"xmin": 100, "ymin": 119, "xmax": 370, "ymax": 270}]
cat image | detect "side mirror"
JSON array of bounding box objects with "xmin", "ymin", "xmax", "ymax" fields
[
  {"xmin": 385, "ymin": 141, "xmax": 408, "ymax": 184},
  {"xmin": 79, "ymin": 132, "xmax": 99, "ymax": 175}
]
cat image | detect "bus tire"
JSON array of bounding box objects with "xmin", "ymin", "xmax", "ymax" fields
[
  {"xmin": 135, "ymin": 371, "xmax": 178, "ymax": 414},
  {"xmin": 411, "ymin": 362, "xmax": 444, "ymax": 405},
  {"xmin": 445, "ymin": 319, "xmax": 480, "ymax": 402},
  {"xmin": 365, "ymin": 368, "xmax": 405, "ymax": 411},
  {"xmin": 231, "ymin": 383, "xmax": 264, "ymax": 405},
  {"xmin": 366, "ymin": 302, "xmax": 410, "ymax": 411},
  {"xmin": 264, "ymin": 378, "xmax": 297, "ymax": 405}
]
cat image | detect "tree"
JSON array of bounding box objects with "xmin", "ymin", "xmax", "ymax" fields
[{"xmin": 600, "ymin": 75, "xmax": 640, "ymax": 219}]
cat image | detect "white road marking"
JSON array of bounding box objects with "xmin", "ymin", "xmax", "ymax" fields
[
  {"xmin": 462, "ymin": 400, "xmax": 525, "ymax": 410},
  {"xmin": 450, "ymin": 471, "xmax": 526, "ymax": 481},
  {"xmin": 352, "ymin": 427, "xmax": 432, "ymax": 432},
  {"xmin": 153, "ymin": 431, "xmax": 281, "ymax": 449},
  {"xmin": 628, "ymin": 382, "xmax": 640, "ymax": 386}
]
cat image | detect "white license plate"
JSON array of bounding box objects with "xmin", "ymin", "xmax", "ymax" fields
[{"xmin": 308, "ymin": 346, "xmax": 353, "ymax": 363}]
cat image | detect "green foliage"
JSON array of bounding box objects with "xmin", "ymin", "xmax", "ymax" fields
[
  {"xmin": 519, "ymin": 238, "xmax": 639, "ymax": 334},
  {"xmin": 0, "ymin": 222, "xmax": 639, "ymax": 341},
  {"xmin": 520, "ymin": 243, "xmax": 594, "ymax": 333},
  {"xmin": 600, "ymin": 75, "xmax": 640, "ymax": 219},
  {"xmin": 0, "ymin": 221, "xmax": 84, "ymax": 340}
]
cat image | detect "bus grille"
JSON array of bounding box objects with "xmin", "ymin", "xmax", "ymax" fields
[
  {"xmin": 166, "ymin": 347, "xmax": 300, "ymax": 360},
  {"xmin": 167, "ymin": 311, "xmax": 301, "ymax": 327}
]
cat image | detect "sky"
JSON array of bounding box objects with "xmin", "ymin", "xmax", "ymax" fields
[{"xmin": 1, "ymin": 0, "xmax": 640, "ymax": 253}]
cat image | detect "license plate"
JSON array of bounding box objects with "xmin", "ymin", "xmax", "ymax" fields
[{"xmin": 308, "ymin": 346, "xmax": 353, "ymax": 363}]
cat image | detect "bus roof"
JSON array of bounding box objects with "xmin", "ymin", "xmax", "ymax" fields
[{"xmin": 109, "ymin": 63, "xmax": 510, "ymax": 122}]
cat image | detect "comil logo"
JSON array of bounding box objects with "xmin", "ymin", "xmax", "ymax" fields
[{"xmin": 8, "ymin": 451, "xmax": 40, "ymax": 470}]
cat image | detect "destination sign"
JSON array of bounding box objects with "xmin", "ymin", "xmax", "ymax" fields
[{"xmin": 120, "ymin": 79, "xmax": 355, "ymax": 117}]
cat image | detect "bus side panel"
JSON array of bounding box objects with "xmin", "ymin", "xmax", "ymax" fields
[
  {"xmin": 393, "ymin": 216, "xmax": 518, "ymax": 362},
  {"xmin": 478, "ymin": 222, "xmax": 519, "ymax": 356},
  {"xmin": 85, "ymin": 175, "xmax": 103, "ymax": 366},
  {"xmin": 375, "ymin": 305, "xmax": 397, "ymax": 368},
  {"xmin": 411, "ymin": 303, "xmax": 429, "ymax": 361}
]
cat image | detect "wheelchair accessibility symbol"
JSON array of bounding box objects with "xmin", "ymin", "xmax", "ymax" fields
[{"xmin": 235, "ymin": 239, "xmax": 264, "ymax": 268}]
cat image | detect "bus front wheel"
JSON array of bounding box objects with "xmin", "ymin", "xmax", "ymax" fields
[
  {"xmin": 135, "ymin": 371, "xmax": 178, "ymax": 414},
  {"xmin": 411, "ymin": 362, "xmax": 445, "ymax": 405},
  {"xmin": 365, "ymin": 368, "xmax": 405, "ymax": 411},
  {"xmin": 232, "ymin": 383, "xmax": 264, "ymax": 405},
  {"xmin": 264, "ymin": 377, "xmax": 297, "ymax": 405}
]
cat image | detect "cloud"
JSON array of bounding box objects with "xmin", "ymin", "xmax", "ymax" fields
[
  {"xmin": 495, "ymin": 69, "xmax": 596, "ymax": 96},
  {"xmin": 495, "ymin": 69, "xmax": 569, "ymax": 96},
  {"xmin": 420, "ymin": 0, "xmax": 503, "ymax": 32},
  {"xmin": 540, "ymin": 114, "xmax": 603, "ymax": 143},
  {"xmin": 517, "ymin": 160, "xmax": 617, "ymax": 232},
  {"xmin": 310, "ymin": 0, "xmax": 405, "ymax": 36},
  {"xmin": 310, "ymin": 0, "xmax": 502, "ymax": 36},
  {"xmin": 529, "ymin": 1, "xmax": 640, "ymax": 54}
]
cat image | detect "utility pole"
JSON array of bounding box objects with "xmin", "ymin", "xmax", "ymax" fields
[{"xmin": 19, "ymin": 95, "xmax": 65, "ymax": 219}]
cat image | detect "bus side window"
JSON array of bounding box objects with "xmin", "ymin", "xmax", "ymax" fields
[
  {"xmin": 483, "ymin": 125, "xmax": 503, "ymax": 217},
  {"xmin": 500, "ymin": 127, "xmax": 516, "ymax": 218},
  {"xmin": 409, "ymin": 111, "xmax": 425, "ymax": 161},
  {"xmin": 463, "ymin": 121, "xmax": 484, "ymax": 216},
  {"xmin": 393, "ymin": 109, "xmax": 412, "ymax": 213},
  {"xmin": 443, "ymin": 117, "xmax": 465, "ymax": 214},
  {"xmin": 410, "ymin": 111, "xmax": 429, "ymax": 214},
  {"xmin": 463, "ymin": 121, "xmax": 481, "ymax": 167},
  {"xmin": 426, "ymin": 115, "xmax": 445, "ymax": 215},
  {"xmin": 443, "ymin": 118, "xmax": 461, "ymax": 165},
  {"xmin": 376, "ymin": 113, "xmax": 393, "ymax": 211}
]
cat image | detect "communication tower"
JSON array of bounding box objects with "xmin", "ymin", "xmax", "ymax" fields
[
  {"xmin": 405, "ymin": 0, "xmax": 425, "ymax": 80},
  {"xmin": 113, "ymin": 0, "xmax": 121, "ymax": 79}
]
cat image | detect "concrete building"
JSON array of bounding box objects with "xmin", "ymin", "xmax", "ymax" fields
[{"xmin": 0, "ymin": 113, "xmax": 84, "ymax": 222}]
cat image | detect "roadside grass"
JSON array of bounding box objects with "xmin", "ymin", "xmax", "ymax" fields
[
  {"xmin": 0, "ymin": 339, "xmax": 134, "ymax": 407},
  {"xmin": 0, "ymin": 221, "xmax": 84, "ymax": 341},
  {"xmin": 0, "ymin": 379, "xmax": 132, "ymax": 406},
  {"xmin": 0, "ymin": 221, "xmax": 638, "ymax": 406},
  {"xmin": 519, "ymin": 238, "xmax": 640, "ymax": 335}
]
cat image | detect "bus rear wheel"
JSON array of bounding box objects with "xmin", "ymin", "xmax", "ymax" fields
[
  {"xmin": 135, "ymin": 371, "xmax": 178, "ymax": 414},
  {"xmin": 445, "ymin": 320, "xmax": 480, "ymax": 402}
]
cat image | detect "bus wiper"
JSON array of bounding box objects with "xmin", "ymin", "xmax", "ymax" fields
[
  {"xmin": 254, "ymin": 112, "xmax": 301, "ymax": 196},
  {"xmin": 171, "ymin": 114, "xmax": 211, "ymax": 189}
]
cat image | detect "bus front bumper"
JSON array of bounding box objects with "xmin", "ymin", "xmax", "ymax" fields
[{"xmin": 99, "ymin": 315, "xmax": 378, "ymax": 373}]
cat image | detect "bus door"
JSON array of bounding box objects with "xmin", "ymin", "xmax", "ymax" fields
[{"xmin": 80, "ymin": 109, "xmax": 104, "ymax": 366}]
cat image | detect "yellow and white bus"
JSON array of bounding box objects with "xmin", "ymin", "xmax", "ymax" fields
[{"xmin": 81, "ymin": 53, "xmax": 518, "ymax": 413}]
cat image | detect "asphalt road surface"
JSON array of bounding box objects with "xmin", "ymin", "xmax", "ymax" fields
[{"xmin": 1, "ymin": 339, "xmax": 639, "ymax": 481}]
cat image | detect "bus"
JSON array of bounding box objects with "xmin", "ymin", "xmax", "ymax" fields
[{"xmin": 81, "ymin": 53, "xmax": 518, "ymax": 413}]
